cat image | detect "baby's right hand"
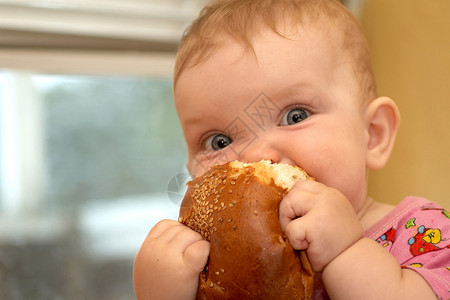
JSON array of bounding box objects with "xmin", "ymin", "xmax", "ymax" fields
[{"xmin": 133, "ymin": 219, "xmax": 210, "ymax": 300}]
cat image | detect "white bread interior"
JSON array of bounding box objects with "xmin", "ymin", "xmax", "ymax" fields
[{"xmin": 229, "ymin": 160, "xmax": 311, "ymax": 191}]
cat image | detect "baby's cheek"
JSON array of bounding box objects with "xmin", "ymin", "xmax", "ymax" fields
[
  {"xmin": 307, "ymin": 161, "xmax": 366, "ymax": 211},
  {"xmin": 331, "ymin": 175, "xmax": 367, "ymax": 212}
]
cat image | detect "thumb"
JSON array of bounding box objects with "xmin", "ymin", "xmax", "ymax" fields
[{"xmin": 183, "ymin": 240, "xmax": 210, "ymax": 272}]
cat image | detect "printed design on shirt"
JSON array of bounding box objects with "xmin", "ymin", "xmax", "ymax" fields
[
  {"xmin": 420, "ymin": 206, "xmax": 450, "ymax": 219},
  {"xmin": 404, "ymin": 205, "xmax": 450, "ymax": 257},
  {"xmin": 400, "ymin": 263, "xmax": 423, "ymax": 269},
  {"xmin": 409, "ymin": 263, "xmax": 423, "ymax": 268},
  {"xmin": 408, "ymin": 225, "xmax": 442, "ymax": 256},
  {"xmin": 405, "ymin": 218, "xmax": 416, "ymax": 229},
  {"xmin": 380, "ymin": 202, "xmax": 450, "ymax": 299},
  {"xmin": 376, "ymin": 227, "xmax": 396, "ymax": 248}
]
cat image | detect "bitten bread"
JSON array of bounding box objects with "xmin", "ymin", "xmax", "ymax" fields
[{"xmin": 178, "ymin": 160, "xmax": 314, "ymax": 299}]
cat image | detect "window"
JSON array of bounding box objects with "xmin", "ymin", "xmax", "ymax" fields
[
  {"xmin": 0, "ymin": 71, "xmax": 188, "ymax": 299},
  {"xmin": 0, "ymin": 0, "xmax": 209, "ymax": 297}
]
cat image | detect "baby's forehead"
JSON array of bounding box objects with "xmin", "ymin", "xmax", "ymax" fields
[
  {"xmin": 175, "ymin": 14, "xmax": 356, "ymax": 84},
  {"xmin": 179, "ymin": 21, "xmax": 350, "ymax": 82}
]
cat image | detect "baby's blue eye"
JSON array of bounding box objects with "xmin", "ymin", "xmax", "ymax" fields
[
  {"xmin": 280, "ymin": 108, "xmax": 310, "ymax": 126},
  {"xmin": 207, "ymin": 134, "xmax": 232, "ymax": 151}
]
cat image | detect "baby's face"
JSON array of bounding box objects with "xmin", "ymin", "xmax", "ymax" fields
[{"xmin": 175, "ymin": 25, "xmax": 371, "ymax": 212}]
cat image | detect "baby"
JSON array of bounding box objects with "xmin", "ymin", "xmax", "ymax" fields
[{"xmin": 133, "ymin": 0, "xmax": 449, "ymax": 299}]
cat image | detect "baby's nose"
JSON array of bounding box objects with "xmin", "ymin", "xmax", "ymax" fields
[{"xmin": 238, "ymin": 136, "xmax": 282, "ymax": 164}]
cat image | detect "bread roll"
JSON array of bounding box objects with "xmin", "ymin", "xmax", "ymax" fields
[{"xmin": 178, "ymin": 160, "xmax": 314, "ymax": 299}]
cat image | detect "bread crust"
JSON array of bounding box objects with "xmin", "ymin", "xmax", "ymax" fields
[{"xmin": 179, "ymin": 161, "xmax": 314, "ymax": 299}]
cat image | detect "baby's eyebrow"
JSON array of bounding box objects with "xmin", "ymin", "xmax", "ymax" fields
[
  {"xmin": 272, "ymin": 83, "xmax": 324, "ymax": 107},
  {"xmin": 183, "ymin": 114, "xmax": 204, "ymax": 127},
  {"xmin": 180, "ymin": 103, "xmax": 214, "ymax": 129}
]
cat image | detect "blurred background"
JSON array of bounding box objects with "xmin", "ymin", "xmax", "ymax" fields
[
  {"xmin": 360, "ymin": 0, "xmax": 450, "ymax": 210},
  {"xmin": 0, "ymin": 0, "xmax": 448, "ymax": 299}
]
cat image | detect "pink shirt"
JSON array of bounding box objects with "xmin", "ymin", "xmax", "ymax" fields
[
  {"xmin": 313, "ymin": 197, "xmax": 450, "ymax": 299},
  {"xmin": 364, "ymin": 197, "xmax": 450, "ymax": 300}
]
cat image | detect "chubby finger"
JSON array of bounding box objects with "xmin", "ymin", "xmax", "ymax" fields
[
  {"xmin": 169, "ymin": 225, "xmax": 206, "ymax": 253},
  {"xmin": 292, "ymin": 179, "xmax": 326, "ymax": 193},
  {"xmin": 279, "ymin": 181, "xmax": 318, "ymax": 230},
  {"xmin": 183, "ymin": 240, "xmax": 210, "ymax": 272},
  {"xmin": 284, "ymin": 216, "xmax": 310, "ymax": 250},
  {"xmin": 148, "ymin": 219, "xmax": 181, "ymax": 239}
]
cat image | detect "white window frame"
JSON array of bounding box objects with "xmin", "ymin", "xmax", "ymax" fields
[{"xmin": 0, "ymin": 72, "xmax": 45, "ymax": 214}]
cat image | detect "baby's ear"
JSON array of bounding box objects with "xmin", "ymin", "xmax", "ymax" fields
[{"xmin": 365, "ymin": 97, "xmax": 401, "ymax": 170}]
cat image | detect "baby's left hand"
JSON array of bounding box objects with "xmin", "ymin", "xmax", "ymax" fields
[{"xmin": 279, "ymin": 180, "xmax": 363, "ymax": 272}]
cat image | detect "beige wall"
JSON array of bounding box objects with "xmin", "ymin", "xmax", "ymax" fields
[{"xmin": 361, "ymin": 0, "xmax": 450, "ymax": 209}]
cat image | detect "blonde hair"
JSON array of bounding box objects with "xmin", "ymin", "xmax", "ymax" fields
[{"xmin": 174, "ymin": 0, "xmax": 376, "ymax": 102}]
